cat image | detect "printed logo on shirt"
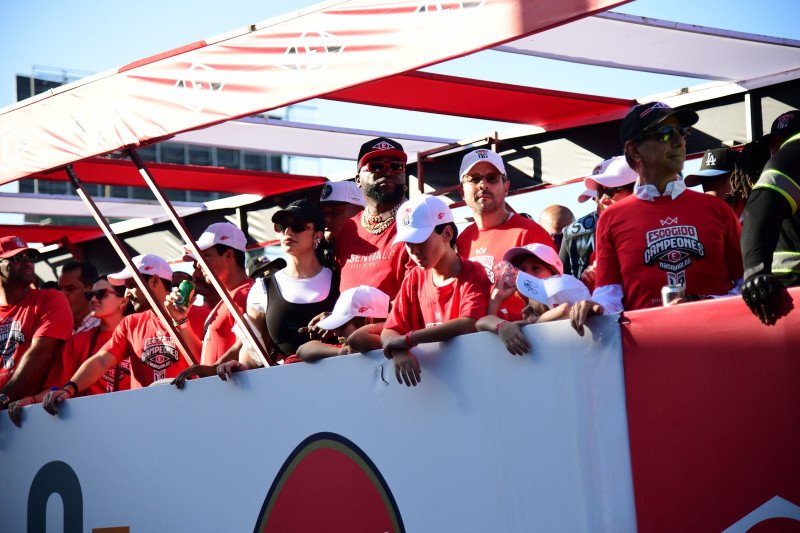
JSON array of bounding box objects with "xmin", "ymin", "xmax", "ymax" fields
[
  {"xmin": 470, "ymin": 255, "xmax": 495, "ymax": 283},
  {"xmin": 660, "ymin": 217, "xmax": 678, "ymax": 226},
  {"xmin": 643, "ymin": 223, "xmax": 704, "ymax": 285},
  {"xmin": 0, "ymin": 319, "xmax": 24, "ymax": 370},
  {"xmin": 101, "ymin": 358, "xmax": 131, "ymax": 392},
  {"xmin": 142, "ymin": 331, "xmax": 179, "ymax": 382}
]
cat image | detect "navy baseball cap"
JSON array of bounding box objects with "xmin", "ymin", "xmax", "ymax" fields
[{"xmin": 621, "ymin": 102, "xmax": 699, "ymax": 144}]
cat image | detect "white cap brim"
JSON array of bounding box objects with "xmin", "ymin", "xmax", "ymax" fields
[
  {"xmin": 107, "ymin": 269, "xmax": 133, "ymax": 286},
  {"xmin": 317, "ymin": 313, "xmax": 351, "ymax": 331},
  {"xmin": 393, "ymin": 225, "xmax": 435, "ymax": 246},
  {"xmin": 584, "ymin": 173, "xmax": 636, "ymax": 190}
]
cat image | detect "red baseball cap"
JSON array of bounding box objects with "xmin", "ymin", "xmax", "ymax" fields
[{"xmin": 0, "ymin": 236, "xmax": 40, "ymax": 260}]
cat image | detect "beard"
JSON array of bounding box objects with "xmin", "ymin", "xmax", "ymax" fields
[{"xmin": 362, "ymin": 180, "xmax": 406, "ymax": 207}]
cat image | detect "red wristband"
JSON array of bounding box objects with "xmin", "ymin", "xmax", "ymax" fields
[
  {"xmin": 405, "ymin": 330, "xmax": 417, "ymax": 348},
  {"xmin": 495, "ymin": 320, "xmax": 507, "ymax": 334}
]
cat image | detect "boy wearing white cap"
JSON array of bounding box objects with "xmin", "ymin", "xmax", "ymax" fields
[
  {"xmin": 43, "ymin": 254, "xmax": 204, "ymax": 413},
  {"xmin": 477, "ymin": 244, "xmax": 589, "ymax": 355},
  {"xmin": 381, "ymin": 194, "xmax": 491, "ymax": 387},
  {"xmin": 295, "ymin": 285, "xmax": 389, "ymax": 362}
]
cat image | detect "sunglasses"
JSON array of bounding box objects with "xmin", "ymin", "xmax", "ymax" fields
[
  {"xmin": 637, "ymin": 125, "xmax": 691, "ymax": 143},
  {"xmin": 461, "ymin": 173, "xmax": 505, "ymax": 186},
  {"xmin": 84, "ymin": 289, "xmax": 123, "ymax": 301},
  {"xmin": 274, "ymin": 222, "xmax": 314, "ymax": 234},
  {"xmin": 362, "ymin": 161, "xmax": 405, "ymax": 173},
  {"xmin": 3, "ymin": 252, "xmax": 38, "ymax": 264},
  {"xmin": 596, "ymin": 185, "xmax": 632, "ymax": 199}
]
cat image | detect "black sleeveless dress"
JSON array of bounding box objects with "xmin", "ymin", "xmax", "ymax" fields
[{"xmin": 264, "ymin": 269, "xmax": 340, "ymax": 356}]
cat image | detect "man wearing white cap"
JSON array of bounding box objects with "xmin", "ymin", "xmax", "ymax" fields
[
  {"xmin": 456, "ymin": 148, "xmax": 555, "ymax": 322},
  {"xmin": 296, "ymin": 285, "xmax": 389, "ymax": 362},
  {"xmin": 571, "ymin": 103, "xmax": 743, "ymax": 334},
  {"xmin": 319, "ymin": 181, "xmax": 365, "ymax": 241},
  {"xmin": 43, "ymin": 254, "xmax": 204, "ymax": 413},
  {"xmin": 169, "ymin": 223, "xmax": 255, "ymax": 388},
  {"xmin": 382, "ymin": 194, "xmax": 491, "ymax": 387},
  {"xmin": 0, "ymin": 236, "xmax": 72, "ymax": 410}
]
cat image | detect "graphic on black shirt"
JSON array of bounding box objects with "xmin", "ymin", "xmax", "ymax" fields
[
  {"xmin": 0, "ymin": 319, "xmax": 24, "ymax": 370},
  {"xmin": 643, "ymin": 221, "xmax": 705, "ymax": 287}
]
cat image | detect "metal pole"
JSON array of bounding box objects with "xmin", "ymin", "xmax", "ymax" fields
[
  {"xmin": 126, "ymin": 148, "xmax": 275, "ymax": 367},
  {"xmin": 65, "ymin": 165, "xmax": 198, "ymax": 367}
]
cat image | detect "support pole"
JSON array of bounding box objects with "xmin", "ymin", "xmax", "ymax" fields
[
  {"xmin": 127, "ymin": 148, "xmax": 274, "ymax": 367},
  {"xmin": 65, "ymin": 165, "xmax": 198, "ymax": 367}
]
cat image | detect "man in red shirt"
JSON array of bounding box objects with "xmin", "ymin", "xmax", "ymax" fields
[
  {"xmin": 571, "ymin": 102, "xmax": 743, "ymax": 334},
  {"xmin": 42, "ymin": 254, "xmax": 204, "ymax": 413},
  {"xmin": 335, "ymin": 137, "xmax": 414, "ymax": 300},
  {"xmin": 456, "ymin": 148, "xmax": 555, "ymax": 321},
  {"xmin": 169, "ymin": 222, "xmax": 254, "ymax": 388},
  {"xmin": 0, "ymin": 236, "xmax": 72, "ymax": 409},
  {"xmin": 382, "ymin": 195, "xmax": 491, "ymax": 387}
]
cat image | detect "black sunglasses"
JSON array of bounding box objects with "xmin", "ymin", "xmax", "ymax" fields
[
  {"xmin": 636, "ymin": 125, "xmax": 691, "ymax": 143},
  {"xmin": 461, "ymin": 172, "xmax": 505, "ymax": 186},
  {"xmin": 363, "ymin": 161, "xmax": 405, "ymax": 173},
  {"xmin": 274, "ymin": 222, "xmax": 314, "ymax": 234},
  {"xmin": 84, "ymin": 288, "xmax": 123, "ymax": 301},
  {"xmin": 4, "ymin": 252, "xmax": 38, "ymax": 264},
  {"xmin": 596, "ymin": 185, "xmax": 632, "ymax": 199}
]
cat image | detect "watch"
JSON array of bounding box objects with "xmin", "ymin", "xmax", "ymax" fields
[{"xmin": 0, "ymin": 393, "xmax": 11, "ymax": 408}]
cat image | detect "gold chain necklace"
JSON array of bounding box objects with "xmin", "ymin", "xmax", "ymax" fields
[{"xmin": 361, "ymin": 205, "xmax": 399, "ymax": 235}]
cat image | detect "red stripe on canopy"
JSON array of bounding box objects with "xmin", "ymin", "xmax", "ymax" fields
[
  {"xmin": 325, "ymin": 71, "xmax": 635, "ymax": 126},
  {"xmin": 27, "ymin": 157, "xmax": 326, "ymax": 196}
]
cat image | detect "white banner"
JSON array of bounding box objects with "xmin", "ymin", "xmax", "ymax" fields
[{"xmin": 0, "ymin": 315, "xmax": 636, "ymax": 532}]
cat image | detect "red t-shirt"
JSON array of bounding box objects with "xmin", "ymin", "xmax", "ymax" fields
[
  {"xmin": 0, "ymin": 288, "xmax": 72, "ymax": 390},
  {"xmin": 457, "ymin": 213, "xmax": 555, "ymax": 320},
  {"xmin": 384, "ymin": 258, "xmax": 491, "ymax": 334},
  {"xmin": 595, "ymin": 190, "xmax": 743, "ymax": 310},
  {"xmin": 335, "ymin": 214, "xmax": 413, "ymax": 300},
  {"xmin": 100, "ymin": 308, "xmax": 204, "ymax": 388},
  {"xmin": 200, "ymin": 279, "xmax": 254, "ymax": 366},
  {"xmin": 45, "ymin": 329, "xmax": 132, "ymax": 396}
]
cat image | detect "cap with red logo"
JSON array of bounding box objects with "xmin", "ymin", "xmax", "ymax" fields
[
  {"xmin": 183, "ymin": 222, "xmax": 247, "ymax": 261},
  {"xmin": 317, "ymin": 285, "xmax": 391, "ymax": 331},
  {"xmin": 357, "ymin": 137, "xmax": 407, "ymax": 169},
  {"xmin": 620, "ymin": 101, "xmax": 699, "ymax": 144},
  {"xmin": 0, "ymin": 236, "xmax": 40, "ymax": 259},
  {"xmin": 392, "ymin": 194, "xmax": 455, "ymax": 245},
  {"xmin": 767, "ymin": 110, "xmax": 800, "ymax": 141},
  {"xmin": 108, "ymin": 254, "xmax": 174, "ymax": 286},
  {"xmin": 583, "ymin": 156, "xmax": 638, "ymax": 191},
  {"xmin": 459, "ymin": 148, "xmax": 506, "ymax": 180}
]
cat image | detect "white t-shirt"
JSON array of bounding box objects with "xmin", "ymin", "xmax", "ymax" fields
[{"xmin": 246, "ymin": 267, "xmax": 333, "ymax": 313}]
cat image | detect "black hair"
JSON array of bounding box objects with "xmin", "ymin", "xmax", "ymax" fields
[
  {"xmin": 434, "ymin": 222, "xmax": 458, "ymax": 248},
  {"xmin": 211, "ymin": 244, "xmax": 246, "ymax": 269},
  {"xmin": 143, "ymin": 274, "xmax": 172, "ymax": 292},
  {"xmin": 316, "ymin": 238, "xmax": 336, "ymax": 270},
  {"xmin": 727, "ymin": 139, "xmax": 771, "ymax": 209},
  {"xmin": 96, "ymin": 274, "xmax": 135, "ymax": 315},
  {"xmin": 61, "ymin": 260, "xmax": 98, "ymax": 287}
]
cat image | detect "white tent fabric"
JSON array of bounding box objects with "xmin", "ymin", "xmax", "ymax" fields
[
  {"xmin": 0, "ymin": 193, "xmax": 204, "ymax": 219},
  {"xmin": 496, "ymin": 11, "xmax": 800, "ymax": 82}
]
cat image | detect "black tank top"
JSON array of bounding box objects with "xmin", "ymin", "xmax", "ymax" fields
[{"xmin": 264, "ymin": 270, "xmax": 340, "ymax": 356}]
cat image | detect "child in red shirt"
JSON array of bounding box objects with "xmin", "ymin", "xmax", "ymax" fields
[{"xmin": 382, "ymin": 195, "xmax": 491, "ymax": 387}]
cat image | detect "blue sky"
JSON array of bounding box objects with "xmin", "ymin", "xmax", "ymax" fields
[{"xmin": 1, "ymin": 0, "xmax": 799, "ymax": 221}]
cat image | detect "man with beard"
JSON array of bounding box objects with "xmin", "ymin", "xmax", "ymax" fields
[
  {"xmin": 43, "ymin": 254, "xmax": 206, "ymax": 414},
  {"xmin": 456, "ymin": 148, "xmax": 555, "ymax": 321},
  {"xmin": 0, "ymin": 236, "xmax": 72, "ymax": 410},
  {"xmin": 335, "ymin": 137, "xmax": 413, "ymax": 299}
]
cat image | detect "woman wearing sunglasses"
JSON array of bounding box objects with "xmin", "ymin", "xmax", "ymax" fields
[
  {"xmin": 7, "ymin": 276, "xmax": 132, "ymax": 427},
  {"xmin": 219, "ymin": 199, "xmax": 341, "ymax": 376}
]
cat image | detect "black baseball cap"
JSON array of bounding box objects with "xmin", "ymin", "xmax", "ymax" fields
[
  {"xmin": 767, "ymin": 110, "xmax": 800, "ymax": 141},
  {"xmin": 620, "ymin": 102, "xmax": 699, "ymax": 144},
  {"xmin": 272, "ymin": 199, "xmax": 325, "ymax": 232},
  {"xmin": 684, "ymin": 148, "xmax": 739, "ymax": 187},
  {"xmin": 357, "ymin": 137, "xmax": 407, "ymax": 169}
]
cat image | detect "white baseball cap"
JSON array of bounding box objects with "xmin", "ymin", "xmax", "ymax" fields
[
  {"xmin": 577, "ymin": 189, "xmax": 597, "ymax": 203},
  {"xmin": 317, "ymin": 285, "xmax": 391, "ymax": 331},
  {"xmin": 108, "ymin": 254, "xmax": 173, "ymax": 286},
  {"xmin": 583, "ymin": 156, "xmax": 638, "ymax": 191},
  {"xmin": 502, "ymin": 243, "xmax": 563, "ymax": 275},
  {"xmin": 183, "ymin": 222, "xmax": 247, "ymax": 261},
  {"xmin": 516, "ymin": 271, "xmax": 591, "ymax": 307},
  {"xmin": 319, "ymin": 181, "xmax": 365, "ymax": 207},
  {"xmin": 393, "ymin": 194, "xmax": 455, "ymax": 245},
  {"xmin": 459, "ymin": 148, "xmax": 506, "ymax": 179}
]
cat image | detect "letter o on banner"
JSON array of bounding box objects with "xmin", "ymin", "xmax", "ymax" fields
[{"xmin": 28, "ymin": 461, "xmax": 83, "ymax": 533}]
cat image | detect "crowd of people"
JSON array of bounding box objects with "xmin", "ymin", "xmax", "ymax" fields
[{"xmin": 1, "ymin": 102, "xmax": 797, "ymax": 424}]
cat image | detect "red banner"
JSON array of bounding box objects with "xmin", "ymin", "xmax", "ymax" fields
[{"xmin": 622, "ymin": 288, "xmax": 800, "ymax": 532}]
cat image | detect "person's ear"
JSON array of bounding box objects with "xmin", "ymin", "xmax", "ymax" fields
[
  {"xmin": 355, "ymin": 174, "xmax": 362, "ymax": 188},
  {"xmin": 624, "ymin": 141, "xmax": 641, "ymax": 164}
]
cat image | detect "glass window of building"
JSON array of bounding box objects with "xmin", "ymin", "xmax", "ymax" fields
[
  {"xmin": 216, "ymin": 148, "xmax": 239, "ymax": 169},
  {"xmin": 161, "ymin": 144, "xmax": 186, "ymax": 165},
  {"xmin": 188, "ymin": 146, "xmax": 212, "ymax": 166},
  {"xmin": 243, "ymin": 152, "xmax": 267, "ymax": 171}
]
